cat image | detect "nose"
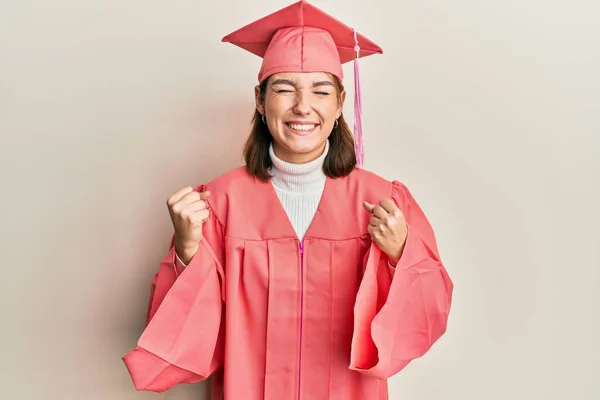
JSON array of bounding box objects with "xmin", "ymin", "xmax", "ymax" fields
[{"xmin": 293, "ymin": 91, "xmax": 312, "ymax": 116}]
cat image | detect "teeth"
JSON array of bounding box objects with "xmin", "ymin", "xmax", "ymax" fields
[{"xmin": 289, "ymin": 123, "xmax": 316, "ymax": 131}]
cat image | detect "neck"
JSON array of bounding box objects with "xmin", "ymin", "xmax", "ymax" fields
[{"xmin": 269, "ymin": 140, "xmax": 328, "ymax": 193}]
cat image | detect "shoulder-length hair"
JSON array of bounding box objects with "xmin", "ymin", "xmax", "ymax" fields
[{"xmin": 242, "ymin": 74, "xmax": 357, "ymax": 182}]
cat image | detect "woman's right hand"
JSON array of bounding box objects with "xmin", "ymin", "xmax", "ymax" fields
[{"xmin": 167, "ymin": 186, "xmax": 211, "ymax": 265}]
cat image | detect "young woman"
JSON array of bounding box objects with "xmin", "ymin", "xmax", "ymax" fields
[{"xmin": 123, "ymin": 1, "xmax": 454, "ymax": 399}]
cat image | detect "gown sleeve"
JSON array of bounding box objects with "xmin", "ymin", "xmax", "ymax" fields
[
  {"xmin": 122, "ymin": 196, "xmax": 226, "ymax": 392},
  {"xmin": 144, "ymin": 234, "xmax": 184, "ymax": 325},
  {"xmin": 350, "ymin": 180, "xmax": 454, "ymax": 379}
]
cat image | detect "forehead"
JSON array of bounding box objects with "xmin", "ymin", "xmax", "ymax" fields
[{"xmin": 269, "ymin": 72, "xmax": 334, "ymax": 85}]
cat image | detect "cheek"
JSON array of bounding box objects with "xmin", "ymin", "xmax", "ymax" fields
[
  {"xmin": 265, "ymin": 96, "xmax": 291, "ymax": 117},
  {"xmin": 318, "ymin": 98, "xmax": 341, "ymax": 118}
]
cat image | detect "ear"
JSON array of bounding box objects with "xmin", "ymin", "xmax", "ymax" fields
[
  {"xmin": 337, "ymin": 89, "xmax": 346, "ymax": 118},
  {"xmin": 255, "ymin": 85, "xmax": 265, "ymax": 116}
]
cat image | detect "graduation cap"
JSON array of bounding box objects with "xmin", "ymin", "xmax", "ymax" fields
[{"xmin": 222, "ymin": 0, "xmax": 383, "ymax": 168}]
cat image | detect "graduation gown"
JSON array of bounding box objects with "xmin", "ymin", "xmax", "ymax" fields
[{"xmin": 122, "ymin": 166, "xmax": 453, "ymax": 400}]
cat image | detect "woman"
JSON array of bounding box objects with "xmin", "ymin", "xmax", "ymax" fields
[{"xmin": 123, "ymin": 1, "xmax": 453, "ymax": 399}]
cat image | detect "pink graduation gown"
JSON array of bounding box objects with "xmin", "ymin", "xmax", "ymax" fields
[{"xmin": 122, "ymin": 166, "xmax": 453, "ymax": 400}]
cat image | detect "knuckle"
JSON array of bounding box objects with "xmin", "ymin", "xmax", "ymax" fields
[
  {"xmin": 189, "ymin": 214, "xmax": 201, "ymax": 225},
  {"xmin": 171, "ymin": 203, "xmax": 182, "ymax": 213},
  {"xmin": 179, "ymin": 208, "xmax": 190, "ymax": 220}
]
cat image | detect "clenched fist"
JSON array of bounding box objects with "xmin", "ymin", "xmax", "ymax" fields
[
  {"xmin": 167, "ymin": 186, "xmax": 211, "ymax": 264},
  {"xmin": 363, "ymin": 198, "xmax": 408, "ymax": 265}
]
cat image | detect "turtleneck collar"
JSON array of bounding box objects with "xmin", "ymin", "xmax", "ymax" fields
[{"xmin": 268, "ymin": 140, "xmax": 329, "ymax": 193}]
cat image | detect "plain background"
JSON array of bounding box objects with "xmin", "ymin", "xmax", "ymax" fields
[{"xmin": 1, "ymin": 0, "xmax": 598, "ymax": 399}]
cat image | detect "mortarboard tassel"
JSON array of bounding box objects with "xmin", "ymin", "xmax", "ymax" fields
[{"xmin": 352, "ymin": 29, "xmax": 364, "ymax": 168}]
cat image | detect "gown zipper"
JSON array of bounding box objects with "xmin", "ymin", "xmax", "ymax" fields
[{"xmin": 297, "ymin": 239, "xmax": 305, "ymax": 400}]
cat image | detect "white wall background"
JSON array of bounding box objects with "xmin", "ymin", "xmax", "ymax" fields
[{"xmin": 1, "ymin": 0, "xmax": 598, "ymax": 399}]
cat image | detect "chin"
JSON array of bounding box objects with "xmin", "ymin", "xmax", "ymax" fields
[{"xmin": 294, "ymin": 141, "xmax": 329, "ymax": 156}]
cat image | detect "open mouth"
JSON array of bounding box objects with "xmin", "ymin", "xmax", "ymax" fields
[{"xmin": 285, "ymin": 122, "xmax": 319, "ymax": 134}]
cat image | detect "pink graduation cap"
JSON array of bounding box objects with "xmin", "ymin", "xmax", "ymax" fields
[{"xmin": 222, "ymin": 0, "xmax": 383, "ymax": 167}]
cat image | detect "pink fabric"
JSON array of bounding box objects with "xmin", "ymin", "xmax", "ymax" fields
[
  {"xmin": 258, "ymin": 26, "xmax": 344, "ymax": 83},
  {"xmin": 221, "ymin": 0, "xmax": 383, "ymax": 83},
  {"xmin": 122, "ymin": 167, "xmax": 454, "ymax": 399}
]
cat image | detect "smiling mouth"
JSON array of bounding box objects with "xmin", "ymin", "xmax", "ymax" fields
[{"xmin": 286, "ymin": 122, "xmax": 319, "ymax": 133}]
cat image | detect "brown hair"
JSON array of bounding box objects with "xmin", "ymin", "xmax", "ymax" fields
[{"xmin": 242, "ymin": 75, "xmax": 357, "ymax": 181}]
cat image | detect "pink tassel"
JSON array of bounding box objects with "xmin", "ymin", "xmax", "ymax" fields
[{"xmin": 353, "ymin": 29, "xmax": 364, "ymax": 168}]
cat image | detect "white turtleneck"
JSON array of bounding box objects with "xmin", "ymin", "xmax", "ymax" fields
[{"xmin": 268, "ymin": 140, "xmax": 328, "ymax": 241}]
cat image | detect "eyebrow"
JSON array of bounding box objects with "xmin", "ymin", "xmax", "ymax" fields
[{"xmin": 270, "ymin": 79, "xmax": 335, "ymax": 88}]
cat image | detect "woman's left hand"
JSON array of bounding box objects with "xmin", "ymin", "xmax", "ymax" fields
[{"xmin": 363, "ymin": 199, "xmax": 408, "ymax": 265}]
